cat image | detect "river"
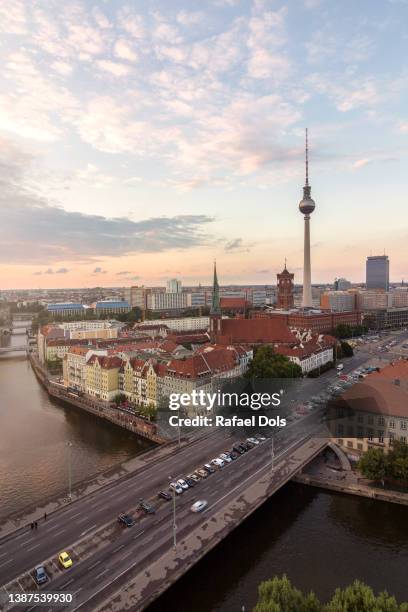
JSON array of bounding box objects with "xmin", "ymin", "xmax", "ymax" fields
[
  {"xmin": 1, "ymin": 322, "xmax": 407, "ymax": 609},
  {"xmin": 0, "ymin": 320, "xmax": 153, "ymax": 520}
]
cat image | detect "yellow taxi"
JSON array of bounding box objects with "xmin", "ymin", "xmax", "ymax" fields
[{"xmin": 58, "ymin": 551, "xmax": 73, "ymax": 569}]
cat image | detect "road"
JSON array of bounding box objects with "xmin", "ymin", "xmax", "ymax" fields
[
  {"xmin": 1, "ymin": 331, "xmax": 406, "ymax": 611},
  {"xmin": 4, "ymin": 415, "xmax": 325, "ymax": 612}
]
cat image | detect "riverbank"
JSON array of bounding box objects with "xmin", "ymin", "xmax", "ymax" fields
[
  {"xmin": 294, "ymin": 455, "xmax": 408, "ymax": 506},
  {"xmin": 28, "ymin": 352, "xmax": 168, "ymax": 444}
]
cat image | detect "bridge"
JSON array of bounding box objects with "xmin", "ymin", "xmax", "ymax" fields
[
  {"xmin": 0, "ymin": 413, "xmax": 329, "ymax": 611},
  {"xmin": 11, "ymin": 313, "xmax": 35, "ymax": 320}
]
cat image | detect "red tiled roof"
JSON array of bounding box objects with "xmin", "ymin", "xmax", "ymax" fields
[
  {"xmin": 220, "ymin": 297, "xmax": 249, "ymax": 309},
  {"xmin": 87, "ymin": 355, "xmax": 123, "ymax": 369},
  {"xmin": 217, "ymin": 318, "xmax": 295, "ymax": 345}
]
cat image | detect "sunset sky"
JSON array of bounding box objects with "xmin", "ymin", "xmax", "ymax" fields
[{"xmin": 0, "ymin": 0, "xmax": 407, "ymax": 289}]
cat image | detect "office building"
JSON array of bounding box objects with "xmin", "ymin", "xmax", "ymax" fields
[
  {"xmin": 166, "ymin": 279, "xmax": 182, "ymax": 293},
  {"xmin": 366, "ymin": 255, "xmax": 389, "ymax": 291}
]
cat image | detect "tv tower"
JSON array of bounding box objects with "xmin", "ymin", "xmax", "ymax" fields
[{"xmin": 299, "ymin": 128, "xmax": 315, "ymax": 308}]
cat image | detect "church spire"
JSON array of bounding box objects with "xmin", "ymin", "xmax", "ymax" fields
[{"xmin": 211, "ymin": 260, "xmax": 221, "ymax": 315}]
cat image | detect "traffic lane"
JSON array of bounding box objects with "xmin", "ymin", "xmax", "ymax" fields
[
  {"xmin": 15, "ymin": 432, "xmax": 315, "ymax": 612},
  {"xmin": 1, "ymin": 410, "xmax": 322, "ymax": 588},
  {"xmin": 0, "ymin": 429, "xmax": 240, "ymax": 585}
]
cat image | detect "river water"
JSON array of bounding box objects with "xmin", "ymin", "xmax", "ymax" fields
[
  {"xmin": 0, "ymin": 321, "xmax": 152, "ymax": 520},
  {"xmin": 1, "ymin": 322, "xmax": 407, "ymax": 609}
]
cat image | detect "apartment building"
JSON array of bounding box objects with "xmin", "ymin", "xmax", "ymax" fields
[{"xmin": 85, "ymin": 355, "xmax": 123, "ymax": 402}]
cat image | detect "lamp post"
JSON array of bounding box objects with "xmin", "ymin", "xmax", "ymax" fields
[
  {"xmin": 67, "ymin": 441, "xmax": 73, "ymax": 501},
  {"xmin": 168, "ymin": 477, "xmax": 177, "ymax": 550},
  {"xmin": 270, "ymin": 436, "xmax": 275, "ymax": 477}
]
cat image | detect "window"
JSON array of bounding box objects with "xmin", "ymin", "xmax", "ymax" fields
[
  {"xmin": 357, "ymin": 443, "xmax": 363, "ymax": 451},
  {"xmin": 378, "ymin": 431, "xmax": 384, "ymax": 444},
  {"xmin": 357, "ymin": 414, "xmax": 364, "ymax": 423},
  {"xmin": 357, "ymin": 428, "xmax": 363, "ymax": 439},
  {"xmin": 367, "ymin": 416, "xmax": 374, "ymax": 425},
  {"xmin": 337, "ymin": 424, "xmax": 344, "ymax": 436},
  {"xmin": 389, "ymin": 420, "xmax": 395, "ymax": 429},
  {"xmin": 401, "ymin": 421, "xmax": 407, "ymax": 430},
  {"xmin": 400, "ymin": 436, "xmax": 406, "ymax": 443},
  {"xmin": 367, "ymin": 429, "xmax": 374, "ymax": 441},
  {"xmin": 378, "ymin": 416, "xmax": 385, "ymax": 426},
  {"xmin": 347, "ymin": 441, "xmax": 354, "ymax": 449}
]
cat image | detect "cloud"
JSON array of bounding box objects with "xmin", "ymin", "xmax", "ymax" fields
[
  {"xmin": 113, "ymin": 39, "xmax": 138, "ymax": 62},
  {"xmin": 96, "ymin": 60, "xmax": 131, "ymax": 77},
  {"xmin": 33, "ymin": 267, "xmax": 69, "ymax": 275},
  {"xmin": 116, "ymin": 271, "xmax": 131, "ymax": 276},
  {"xmin": 224, "ymin": 238, "xmax": 252, "ymax": 253},
  {"xmin": 353, "ymin": 158, "xmax": 372, "ymax": 169},
  {"xmin": 56, "ymin": 267, "xmax": 69, "ymax": 274},
  {"xmin": 93, "ymin": 267, "xmax": 107, "ymax": 274},
  {"xmin": 256, "ymin": 269, "xmax": 270, "ymax": 274}
]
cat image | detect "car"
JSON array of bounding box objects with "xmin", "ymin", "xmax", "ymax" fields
[
  {"xmin": 169, "ymin": 482, "xmax": 183, "ymax": 495},
  {"xmin": 118, "ymin": 513, "xmax": 135, "ymax": 527},
  {"xmin": 185, "ymin": 477, "xmax": 196, "ymax": 487},
  {"xmin": 228, "ymin": 451, "xmax": 238, "ymax": 460},
  {"xmin": 203, "ymin": 464, "xmax": 215, "ymax": 473},
  {"xmin": 139, "ymin": 500, "xmax": 156, "ymax": 514},
  {"xmin": 34, "ymin": 565, "xmax": 48, "ymax": 585},
  {"xmin": 189, "ymin": 473, "xmax": 201, "ymax": 482},
  {"xmin": 232, "ymin": 445, "xmax": 245, "ymax": 455},
  {"xmin": 255, "ymin": 434, "xmax": 266, "ymax": 441},
  {"xmin": 211, "ymin": 458, "xmax": 224, "ymax": 468},
  {"xmin": 238, "ymin": 443, "xmax": 248, "ymax": 452},
  {"xmin": 244, "ymin": 441, "xmax": 254, "ymax": 450},
  {"xmin": 58, "ymin": 551, "xmax": 73, "ymax": 569},
  {"xmin": 219, "ymin": 453, "xmax": 232, "ymax": 463},
  {"xmin": 247, "ymin": 437, "xmax": 259, "ymax": 445},
  {"xmin": 158, "ymin": 490, "xmax": 172, "ymax": 501},
  {"xmin": 196, "ymin": 469, "xmax": 208, "ymax": 478},
  {"xmin": 191, "ymin": 500, "xmax": 208, "ymax": 513},
  {"xmin": 177, "ymin": 479, "xmax": 189, "ymax": 490}
]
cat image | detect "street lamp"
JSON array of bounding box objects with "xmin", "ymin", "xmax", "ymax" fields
[
  {"xmin": 270, "ymin": 435, "xmax": 275, "ymax": 477},
  {"xmin": 168, "ymin": 476, "xmax": 177, "ymax": 550},
  {"xmin": 67, "ymin": 441, "xmax": 73, "ymax": 501}
]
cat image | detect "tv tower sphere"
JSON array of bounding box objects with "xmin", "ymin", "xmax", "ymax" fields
[{"xmin": 299, "ymin": 128, "xmax": 315, "ymax": 216}]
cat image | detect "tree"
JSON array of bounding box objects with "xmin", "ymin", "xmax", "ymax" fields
[
  {"xmin": 254, "ymin": 576, "xmax": 408, "ymax": 611},
  {"xmin": 326, "ymin": 580, "xmax": 400, "ymax": 612},
  {"xmin": 340, "ymin": 341, "xmax": 354, "ymax": 357},
  {"xmin": 358, "ymin": 448, "xmax": 387, "ymax": 483},
  {"xmin": 254, "ymin": 575, "xmax": 320, "ymax": 612},
  {"xmin": 112, "ymin": 393, "xmax": 127, "ymax": 405},
  {"xmin": 245, "ymin": 346, "xmax": 302, "ymax": 380}
]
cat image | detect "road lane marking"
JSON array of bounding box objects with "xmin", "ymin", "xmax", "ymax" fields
[
  {"xmin": 112, "ymin": 544, "xmax": 125, "ymax": 553},
  {"xmin": 80, "ymin": 524, "xmax": 97, "ymax": 537},
  {"xmin": 26, "ymin": 543, "xmax": 41, "ymax": 552},
  {"xmin": 60, "ymin": 578, "xmax": 74, "ymax": 588},
  {"xmin": 0, "ymin": 558, "xmax": 13, "ymax": 568},
  {"xmin": 133, "ymin": 530, "xmax": 145, "ymax": 540},
  {"xmin": 88, "ymin": 560, "xmax": 101, "ymax": 570},
  {"xmin": 94, "ymin": 569, "xmax": 109, "ymax": 580}
]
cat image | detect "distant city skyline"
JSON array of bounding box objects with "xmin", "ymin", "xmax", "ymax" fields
[{"xmin": 1, "ymin": 0, "xmax": 407, "ymax": 289}]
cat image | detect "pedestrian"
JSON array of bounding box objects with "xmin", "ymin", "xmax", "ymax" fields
[
  {"xmin": 34, "ymin": 521, "xmax": 38, "ymax": 529},
  {"xmin": 44, "ymin": 512, "xmax": 47, "ymax": 521},
  {"xmin": 30, "ymin": 522, "xmax": 34, "ymax": 530}
]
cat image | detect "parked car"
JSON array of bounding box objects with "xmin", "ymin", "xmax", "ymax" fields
[
  {"xmin": 169, "ymin": 482, "xmax": 183, "ymax": 495},
  {"xmin": 232, "ymin": 445, "xmax": 245, "ymax": 455},
  {"xmin": 219, "ymin": 453, "xmax": 232, "ymax": 463},
  {"xmin": 185, "ymin": 477, "xmax": 196, "ymax": 487},
  {"xmin": 118, "ymin": 513, "xmax": 135, "ymax": 527},
  {"xmin": 203, "ymin": 463, "xmax": 215, "ymax": 473},
  {"xmin": 228, "ymin": 451, "xmax": 238, "ymax": 460},
  {"xmin": 139, "ymin": 500, "xmax": 156, "ymax": 514},
  {"xmin": 58, "ymin": 551, "xmax": 73, "ymax": 569},
  {"xmin": 177, "ymin": 479, "xmax": 189, "ymax": 490},
  {"xmin": 247, "ymin": 437, "xmax": 259, "ymax": 445},
  {"xmin": 211, "ymin": 458, "xmax": 224, "ymax": 468},
  {"xmin": 189, "ymin": 473, "xmax": 201, "ymax": 482},
  {"xmin": 255, "ymin": 434, "xmax": 266, "ymax": 441},
  {"xmin": 191, "ymin": 500, "xmax": 208, "ymax": 513},
  {"xmin": 196, "ymin": 469, "xmax": 208, "ymax": 478},
  {"xmin": 158, "ymin": 491, "xmax": 172, "ymax": 501},
  {"xmin": 34, "ymin": 565, "xmax": 48, "ymax": 585}
]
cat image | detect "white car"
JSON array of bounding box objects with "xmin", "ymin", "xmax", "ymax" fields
[
  {"xmin": 211, "ymin": 458, "xmax": 224, "ymax": 468},
  {"xmin": 247, "ymin": 437, "xmax": 259, "ymax": 445},
  {"xmin": 169, "ymin": 482, "xmax": 183, "ymax": 495},
  {"xmin": 219, "ymin": 453, "xmax": 232, "ymax": 463},
  {"xmin": 191, "ymin": 500, "xmax": 208, "ymax": 513},
  {"xmin": 177, "ymin": 479, "xmax": 189, "ymax": 490}
]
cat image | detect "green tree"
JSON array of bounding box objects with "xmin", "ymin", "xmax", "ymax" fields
[
  {"xmin": 340, "ymin": 341, "xmax": 354, "ymax": 357},
  {"xmin": 245, "ymin": 346, "xmax": 302, "ymax": 380},
  {"xmin": 254, "ymin": 575, "xmax": 320, "ymax": 612},
  {"xmin": 358, "ymin": 448, "xmax": 387, "ymax": 483},
  {"xmin": 112, "ymin": 393, "xmax": 127, "ymax": 405},
  {"xmin": 326, "ymin": 580, "xmax": 400, "ymax": 612}
]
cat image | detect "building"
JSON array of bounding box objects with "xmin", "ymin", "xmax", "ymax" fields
[
  {"xmin": 299, "ymin": 129, "xmax": 316, "ymax": 308},
  {"xmin": 63, "ymin": 347, "xmax": 107, "ymax": 391},
  {"xmin": 334, "ymin": 278, "xmax": 352, "ymax": 290},
  {"xmin": 124, "ymin": 286, "xmax": 148, "ymax": 310},
  {"xmin": 320, "ymin": 291, "xmax": 356, "ymax": 312},
  {"xmin": 135, "ymin": 316, "xmax": 209, "ymax": 333},
  {"xmin": 94, "ymin": 300, "xmax": 130, "ymax": 315},
  {"xmin": 119, "ymin": 358, "xmax": 163, "ymax": 407},
  {"xmin": 85, "ymin": 355, "xmax": 123, "ymax": 401},
  {"xmin": 47, "ymin": 303, "xmax": 85, "ymax": 317},
  {"xmin": 253, "ymin": 309, "xmax": 362, "ymax": 334},
  {"xmin": 166, "ymin": 279, "xmax": 182, "ymax": 293},
  {"xmin": 330, "ymin": 360, "xmax": 408, "ymax": 458},
  {"xmin": 277, "ymin": 263, "xmax": 294, "ymax": 309},
  {"xmin": 366, "ymin": 255, "xmax": 389, "ymax": 291},
  {"xmin": 277, "ymin": 330, "xmax": 334, "ymax": 374},
  {"xmin": 363, "ymin": 307, "xmax": 408, "ymax": 330},
  {"xmin": 147, "ymin": 292, "xmax": 191, "ymax": 311}
]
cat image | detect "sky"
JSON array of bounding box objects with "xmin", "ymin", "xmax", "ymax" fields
[{"xmin": 0, "ymin": 0, "xmax": 407, "ymax": 290}]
